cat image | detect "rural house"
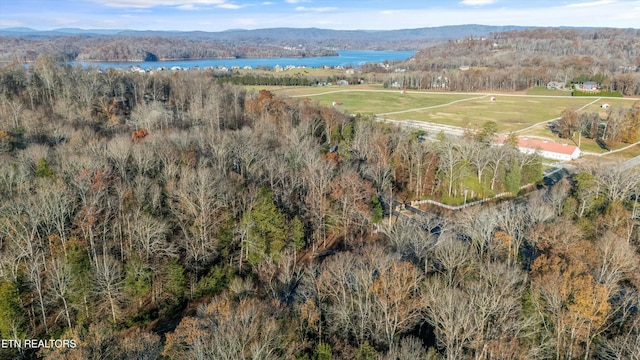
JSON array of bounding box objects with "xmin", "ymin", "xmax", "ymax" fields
[
  {"xmin": 546, "ymin": 81, "xmax": 565, "ymax": 90},
  {"xmin": 577, "ymin": 81, "xmax": 599, "ymax": 91}
]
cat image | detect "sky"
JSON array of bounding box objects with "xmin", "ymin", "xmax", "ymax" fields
[{"xmin": 1, "ymin": 0, "xmax": 639, "ymax": 31}]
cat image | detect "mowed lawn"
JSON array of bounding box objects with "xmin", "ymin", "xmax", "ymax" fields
[
  {"xmin": 304, "ymin": 91, "xmax": 476, "ymax": 114},
  {"xmin": 249, "ymin": 86, "xmax": 477, "ymax": 111},
  {"xmin": 577, "ymin": 97, "xmax": 639, "ymax": 115},
  {"xmin": 384, "ymin": 95, "xmax": 595, "ymax": 133}
]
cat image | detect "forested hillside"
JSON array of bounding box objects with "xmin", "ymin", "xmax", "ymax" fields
[
  {"xmin": 0, "ymin": 35, "xmax": 338, "ymax": 63},
  {"xmin": 0, "ymin": 25, "xmax": 529, "ymax": 62},
  {"xmin": 385, "ymin": 28, "xmax": 640, "ymax": 95},
  {"xmin": 0, "ymin": 59, "xmax": 639, "ymax": 359}
]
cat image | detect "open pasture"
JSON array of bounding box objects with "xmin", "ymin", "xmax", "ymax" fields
[
  {"xmin": 577, "ymin": 97, "xmax": 639, "ymax": 115},
  {"xmin": 382, "ymin": 94, "xmax": 595, "ymax": 133},
  {"xmin": 298, "ymin": 90, "xmax": 476, "ymax": 115}
]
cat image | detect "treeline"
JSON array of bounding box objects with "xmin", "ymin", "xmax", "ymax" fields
[
  {"xmin": 0, "ymin": 36, "xmax": 338, "ymax": 62},
  {"xmin": 556, "ymin": 105, "xmax": 640, "ymax": 146},
  {"xmin": 218, "ymin": 73, "xmax": 315, "ymax": 87},
  {"xmin": 0, "ymin": 59, "xmax": 639, "ymax": 359},
  {"xmin": 383, "ymin": 28, "xmax": 640, "ymax": 95},
  {"xmin": 217, "ymin": 73, "xmax": 363, "ymax": 87}
]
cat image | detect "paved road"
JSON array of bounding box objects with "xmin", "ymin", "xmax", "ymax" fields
[{"xmin": 621, "ymin": 155, "xmax": 640, "ymax": 170}]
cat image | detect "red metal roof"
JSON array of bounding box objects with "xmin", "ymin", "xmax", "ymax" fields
[{"xmin": 495, "ymin": 135, "xmax": 578, "ymax": 155}]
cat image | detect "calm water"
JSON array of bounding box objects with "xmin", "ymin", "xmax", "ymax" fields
[{"xmin": 77, "ymin": 50, "xmax": 416, "ymax": 70}]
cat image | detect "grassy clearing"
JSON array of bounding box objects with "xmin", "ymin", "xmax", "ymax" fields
[
  {"xmin": 245, "ymin": 84, "xmax": 385, "ymax": 96},
  {"xmin": 302, "ymin": 91, "xmax": 476, "ymax": 114},
  {"xmin": 615, "ymin": 144, "xmax": 640, "ymax": 159},
  {"xmin": 578, "ymin": 139, "xmax": 609, "ymax": 153},
  {"xmin": 526, "ymin": 86, "xmax": 572, "ymax": 96},
  {"xmin": 517, "ymin": 123, "xmax": 556, "ymax": 138},
  {"xmin": 577, "ymin": 97, "xmax": 640, "ymax": 114},
  {"xmin": 384, "ymin": 95, "xmax": 593, "ymax": 132}
]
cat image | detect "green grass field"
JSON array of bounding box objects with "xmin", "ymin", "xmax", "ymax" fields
[
  {"xmin": 525, "ymin": 86, "xmax": 572, "ymax": 96},
  {"xmin": 301, "ymin": 91, "xmax": 477, "ymax": 115},
  {"xmin": 576, "ymin": 97, "xmax": 639, "ymax": 115},
  {"xmin": 383, "ymin": 95, "xmax": 594, "ymax": 133}
]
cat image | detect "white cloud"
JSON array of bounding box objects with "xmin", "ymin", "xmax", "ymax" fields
[
  {"xmin": 285, "ymin": 0, "xmax": 310, "ymax": 3},
  {"xmin": 563, "ymin": 0, "xmax": 617, "ymax": 7},
  {"xmin": 218, "ymin": 3, "xmax": 243, "ymax": 9},
  {"xmin": 295, "ymin": 6, "xmax": 336, "ymax": 12},
  {"xmin": 87, "ymin": 0, "xmax": 228, "ymax": 8},
  {"xmin": 261, "ymin": 1, "xmax": 273, "ymax": 4},
  {"xmin": 176, "ymin": 4, "xmax": 198, "ymax": 10},
  {"xmin": 459, "ymin": 0, "xmax": 498, "ymax": 5}
]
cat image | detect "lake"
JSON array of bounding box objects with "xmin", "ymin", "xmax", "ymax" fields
[{"xmin": 78, "ymin": 50, "xmax": 416, "ymax": 70}]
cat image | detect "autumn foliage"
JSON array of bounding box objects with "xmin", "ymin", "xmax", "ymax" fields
[{"xmin": 0, "ymin": 59, "xmax": 638, "ymax": 360}]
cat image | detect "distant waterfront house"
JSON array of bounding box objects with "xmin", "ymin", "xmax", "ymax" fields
[
  {"xmin": 495, "ymin": 135, "xmax": 581, "ymax": 161},
  {"xmin": 577, "ymin": 81, "xmax": 599, "ymax": 91},
  {"xmin": 547, "ymin": 81, "xmax": 565, "ymax": 90}
]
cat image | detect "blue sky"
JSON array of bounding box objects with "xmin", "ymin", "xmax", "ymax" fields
[{"xmin": 1, "ymin": 0, "xmax": 639, "ymax": 31}]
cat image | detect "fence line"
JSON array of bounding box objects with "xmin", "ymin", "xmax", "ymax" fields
[{"xmin": 407, "ymin": 183, "xmax": 536, "ymax": 211}]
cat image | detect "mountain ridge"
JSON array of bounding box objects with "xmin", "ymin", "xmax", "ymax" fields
[
  {"xmin": 0, "ymin": 24, "xmax": 532, "ymax": 40},
  {"xmin": 0, "ymin": 25, "xmax": 620, "ymax": 62}
]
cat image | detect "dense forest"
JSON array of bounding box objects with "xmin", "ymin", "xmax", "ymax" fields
[
  {"xmin": 0, "ymin": 58, "xmax": 639, "ymax": 359},
  {"xmin": 0, "ymin": 35, "xmax": 338, "ymax": 63},
  {"xmin": 383, "ymin": 28, "xmax": 640, "ymax": 95}
]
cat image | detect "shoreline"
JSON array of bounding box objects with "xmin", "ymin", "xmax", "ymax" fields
[
  {"xmin": 0, "ymin": 53, "xmax": 343, "ymax": 64},
  {"xmin": 0, "ymin": 50, "xmax": 419, "ymax": 65}
]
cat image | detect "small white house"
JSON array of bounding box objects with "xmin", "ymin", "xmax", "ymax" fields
[{"xmin": 547, "ymin": 81, "xmax": 565, "ymax": 90}]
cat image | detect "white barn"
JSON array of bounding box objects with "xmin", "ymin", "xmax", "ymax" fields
[{"xmin": 496, "ymin": 136, "xmax": 581, "ymax": 161}]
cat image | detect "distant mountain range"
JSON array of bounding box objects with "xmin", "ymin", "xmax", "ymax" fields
[
  {"xmin": 5, "ymin": 25, "xmax": 621, "ymax": 63},
  {"xmin": 0, "ymin": 25, "xmax": 533, "ymax": 50}
]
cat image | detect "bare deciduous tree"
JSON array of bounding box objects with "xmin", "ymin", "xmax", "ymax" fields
[
  {"xmin": 93, "ymin": 255, "xmax": 124, "ymax": 324},
  {"xmin": 163, "ymin": 296, "xmax": 284, "ymax": 360},
  {"xmin": 423, "ymin": 276, "xmax": 475, "ymax": 360}
]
